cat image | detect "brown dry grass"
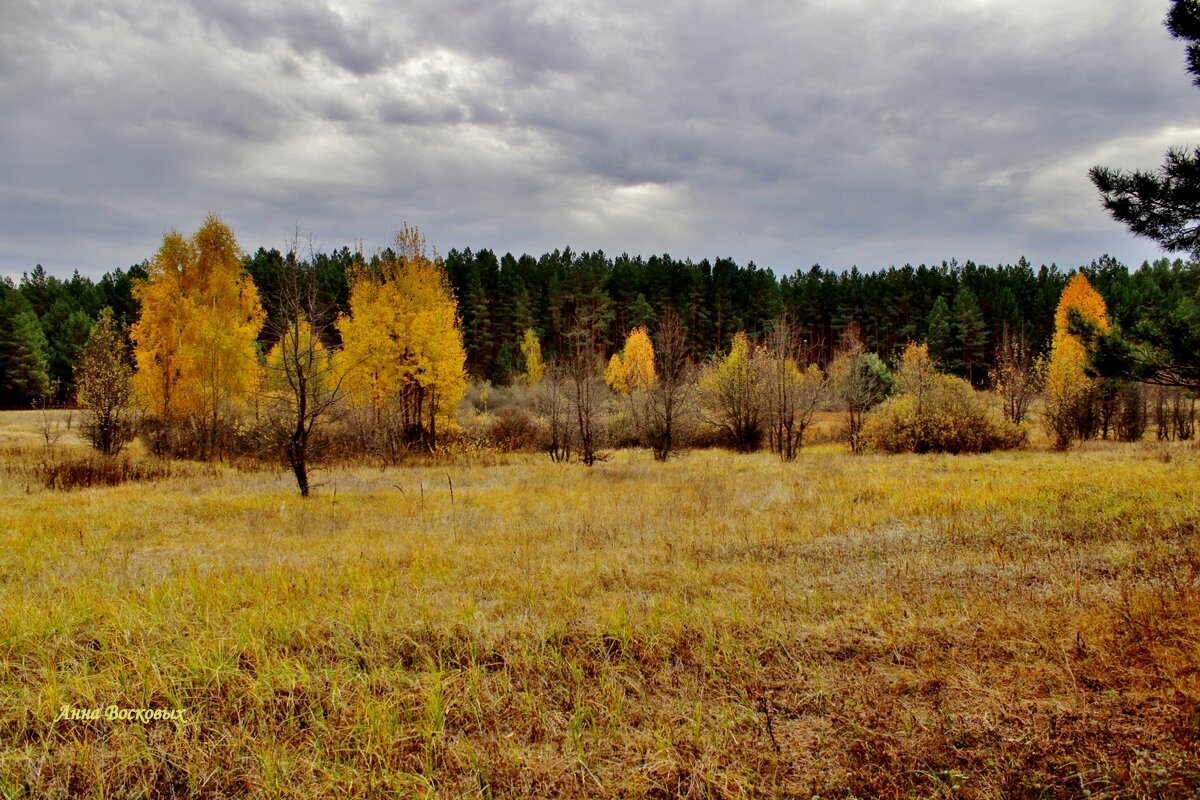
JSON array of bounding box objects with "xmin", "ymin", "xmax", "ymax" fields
[{"xmin": 1, "ymin": 411, "xmax": 1199, "ymax": 798}]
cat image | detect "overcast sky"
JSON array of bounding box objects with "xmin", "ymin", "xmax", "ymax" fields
[{"xmin": 2, "ymin": 0, "xmax": 1197, "ymax": 281}]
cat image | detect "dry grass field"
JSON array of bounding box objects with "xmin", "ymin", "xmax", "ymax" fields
[{"xmin": 2, "ymin": 411, "xmax": 1200, "ymax": 798}]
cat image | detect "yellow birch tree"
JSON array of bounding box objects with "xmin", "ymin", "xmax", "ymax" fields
[
  {"xmin": 606, "ymin": 326, "xmax": 656, "ymax": 442},
  {"xmin": 131, "ymin": 215, "xmax": 263, "ymax": 457},
  {"xmin": 338, "ymin": 224, "xmax": 466, "ymax": 450}
]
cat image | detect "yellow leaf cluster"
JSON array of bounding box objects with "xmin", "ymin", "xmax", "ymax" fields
[
  {"xmin": 701, "ymin": 331, "xmax": 754, "ymax": 395},
  {"xmin": 130, "ymin": 216, "xmax": 264, "ymax": 426},
  {"xmin": 606, "ymin": 326, "xmax": 656, "ymax": 395},
  {"xmin": 263, "ymin": 318, "xmax": 329, "ymax": 399},
  {"xmin": 338, "ymin": 226, "xmax": 467, "ymax": 440},
  {"xmin": 520, "ymin": 328, "xmax": 545, "ymax": 386}
]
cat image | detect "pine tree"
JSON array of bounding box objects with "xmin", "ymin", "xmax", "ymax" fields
[
  {"xmin": 953, "ymin": 286, "xmax": 988, "ymax": 385},
  {"xmin": 3, "ymin": 310, "xmax": 52, "ymax": 402},
  {"xmin": 1090, "ymin": 1, "xmax": 1200, "ymax": 256},
  {"xmin": 627, "ymin": 293, "xmax": 655, "ymax": 330},
  {"xmin": 44, "ymin": 303, "xmax": 93, "ymax": 400},
  {"xmin": 925, "ymin": 296, "xmax": 953, "ymax": 367}
]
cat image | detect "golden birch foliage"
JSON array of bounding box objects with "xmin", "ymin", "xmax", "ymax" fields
[
  {"xmin": 131, "ymin": 216, "xmax": 264, "ymax": 427},
  {"xmin": 700, "ymin": 331, "xmax": 764, "ymax": 451},
  {"xmin": 605, "ymin": 326, "xmax": 656, "ymax": 395},
  {"xmin": 605, "ymin": 353, "xmax": 628, "ymax": 394},
  {"xmin": 131, "ymin": 232, "xmax": 192, "ymax": 422},
  {"xmin": 623, "ymin": 326, "xmax": 656, "ymax": 391},
  {"xmin": 338, "ymin": 277, "xmax": 396, "ymax": 410},
  {"xmin": 338, "ymin": 226, "xmax": 467, "ymax": 438},
  {"xmin": 1047, "ymin": 273, "xmax": 1110, "ymax": 402},
  {"xmin": 520, "ymin": 328, "xmax": 545, "ymax": 386},
  {"xmin": 702, "ymin": 331, "xmax": 755, "ymax": 396},
  {"xmin": 898, "ymin": 342, "xmax": 938, "ymax": 410},
  {"xmin": 263, "ymin": 318, "xmax": 328, "ymax": 399}
]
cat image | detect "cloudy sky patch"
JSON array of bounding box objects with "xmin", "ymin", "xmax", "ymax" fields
[{"xmin": 1, "ymin": 0, "xmax": 1195, "ymax": 278}]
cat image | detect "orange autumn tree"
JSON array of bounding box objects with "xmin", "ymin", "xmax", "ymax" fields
[
  {"xmin": 338, "ymin": 224, "xmax": 466, "ymax": 452},
  {"xmin": 131, "ymin": 215, "xmax": 264, "ymax": 457},
  {"xmin": 1044, "ymin": 273, "xmax": 1110, "ymax": 448}
]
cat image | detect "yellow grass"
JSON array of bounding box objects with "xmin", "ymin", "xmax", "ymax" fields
[{"xmin": 2, "ymin": 412, "xmax": 1199, "ymax": 798}]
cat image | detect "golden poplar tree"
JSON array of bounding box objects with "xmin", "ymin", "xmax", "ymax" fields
[
  {"xmin": 338, "ymin": 224, "xmax": 466, "ymax": 448},
  {"xmin": 131, "ymin": 215, "xmax": 264, "ymax": 456}
]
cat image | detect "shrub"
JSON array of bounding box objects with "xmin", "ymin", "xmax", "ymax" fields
[
  {"xmin": 488, "ymin": 405, "xmax": 539, "ymax": 452},
  {"xmin": 1115, "ymin": 382, "xmax": 1149, "ymax": 442},
  {"xmin": 36, "ymin": 454, "xmax": 176, "ymax": 490},
  {"xmin": 863, "ymin": 374, "xmax": 1026, "ymax": 454},
  {"xmin": 699, "ymin": 332, "xmax": 764, "ymax": 452}
]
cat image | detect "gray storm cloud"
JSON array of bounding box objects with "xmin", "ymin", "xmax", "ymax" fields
[{"xmin": 0, "ymin": 0, "xmax": 1195, "ymax": 278}]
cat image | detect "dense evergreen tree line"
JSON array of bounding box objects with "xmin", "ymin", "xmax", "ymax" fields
[
  {"xmin": 0, "ymin": 264, "xmax": 144, "ymax": 407},
  {"xmin": 440, "ymin": 249, "xmax": 1199, "ymax": 389},
  {"xmin": 2, "ymin": 247, "xmax": 1197, "ymax": 409}
]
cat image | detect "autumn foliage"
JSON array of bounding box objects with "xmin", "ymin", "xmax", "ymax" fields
[
  {"xmin": 1043, "ymin": 273, "xmax": 1111, "ymax": 448},
  {"xmin": 863, "ymin": 342, "xmax": 1025, "ymax": 454},
  {"xmin": 130, "ymin": 215, "xmax": 264, "ymax": 457},
  {"xmin": 700, "ymin": 331, "xmax": 764, "ymax": 452},
  {"xmin": 75, "ymin": 307, "xmax": 136, "ymax": 456},
  {"xmin": 604, "ymin": 326, "xmax": 656, "ymax": 395},
  {"xmin": 338, "ymin": 224, "xmax": 467, "ymax": 451},
  {"xmin": 519, "ymin": 328, "xmax": 545, "ymax": 386}
]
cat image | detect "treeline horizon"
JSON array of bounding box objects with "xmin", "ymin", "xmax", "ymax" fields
[{"xmin": 1, "ymin": 243, "xmax": 1197, "ymax": 408}]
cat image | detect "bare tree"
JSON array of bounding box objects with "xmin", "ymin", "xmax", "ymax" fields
[
  {"xmin": 990, "ymin": 324, "xmax": 1042, "ymax": 424},
  {"xmin": 260, "ymin": 240, "xmax": 356, "ymax": 497},
  {"xmin": 566, "ymin": 309, "xmax": 608, "ymax": 466},
  {"xmin": 762, "ymin": 315, "xmax": 828, "ymax": 461},
  {"xmin": 829, "ymin": 326, "xmax": 891, "ymax": 454},
  {"xmin": 36, "ymin": 391, "xmax": 74, "ymax": 456},
  {"xmin": 538, "ymin": 359, "xmax": 574, "ymax": 463},
  {"xmin": 646, "ymin": 309, "xmax": 696, "ymax": 461}
]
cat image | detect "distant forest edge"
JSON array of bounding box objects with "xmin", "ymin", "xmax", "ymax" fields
[{"xmin": 1, "ymin": 245, "xmax": 1196, "ymax": 407}]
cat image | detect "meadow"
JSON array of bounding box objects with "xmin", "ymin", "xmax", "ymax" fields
[{"xmin": 2, "ymin": 411, "xmax": 1200, "ymax": 798}]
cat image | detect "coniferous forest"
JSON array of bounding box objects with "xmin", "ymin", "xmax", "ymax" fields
[{"xmin": 3, "ymin": 246, "xmax": 1197, "ymax": 408}]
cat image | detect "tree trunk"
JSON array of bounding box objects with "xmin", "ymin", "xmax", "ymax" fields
[{"xmin": 290, "ymin": 374, "xmax": 310, "ymax": 498}]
